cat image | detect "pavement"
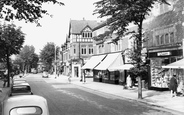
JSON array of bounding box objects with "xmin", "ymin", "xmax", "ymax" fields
[{"xmin": 0, "ymin": 74, "xmax": 184, "ymax": 115}]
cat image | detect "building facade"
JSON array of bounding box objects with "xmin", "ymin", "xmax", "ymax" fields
[
  {"xmin": 61, "ymin": 19, "xmax": 99, "ymax": 78},
  {"xmin": 145, "ymin": 0, "xmax": 184, "ymax": 89}
]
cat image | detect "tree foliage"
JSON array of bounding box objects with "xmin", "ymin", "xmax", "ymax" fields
[
  {"xmin": 0, "ymin": 0, "xmax": 64, "ymax": 25},
  {"xmin": 19, "ymin": 45, "xmax": 39, "ymax": 72},
  {"xmin": 0, "ymin": 23, "xmax": 25, "ymax": 58},
  {"xmin": 40, "ymin": 42, "xmax": 60, "ymax": 71}
]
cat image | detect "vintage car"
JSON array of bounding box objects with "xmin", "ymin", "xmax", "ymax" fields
[
  {"xmin": 13, "ymin": 78, "xmax": 27, "ymax": 85},
  {"xmin": 2, "ymin": 95, "xmax": 50, "ymax": 115},
  {"xmin": 10, "ymin": 82, "xmax": 33, "ymax": 96},
  {"xmin": 42, "ymin": 71, "xmax": 49, "ymax": 78}
]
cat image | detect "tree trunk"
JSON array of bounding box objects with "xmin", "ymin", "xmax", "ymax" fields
[
  {"xmin": 6, "ymin": 48, "xmax": 10, "ymax": 87},
  {"xmin": 137, "ymin": 19, "xmax": 143, "ymax": 99},
  {"xmin": 138, "ymin": 76, "xmax": 142, "ymax": 99}
]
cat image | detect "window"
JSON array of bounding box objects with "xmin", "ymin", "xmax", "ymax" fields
[
  {"xmin": 73, "ymin": 45, "xmax": 76, "ymax": 54},
  {"xmin": 89, "ymin": 47, "xmax": 93, "ymax": 54},
  {"xmin": 155, "ymin": 35, "xmax": 160, "ymax": 45},
  {"xmin": 165, "ymin": 33, "xmax": 169, "ymax": 44},
  {"xmin": 81, "ymin": 47, "xmax": 87, "ymax": 54},
  {"xmin": 74, "ymin": 48, "xmax": 76, "ymax": 54},
  {"xmin": 160, "ymin": 34, "xmax": 164, "ymax": 45},
  {"xmin": 170, "ymin": 32, "xmax": 174, "ymax": 43},
  {"xmin": 82, "ymin": 32, "xmax": 92, "ymax": 38}
]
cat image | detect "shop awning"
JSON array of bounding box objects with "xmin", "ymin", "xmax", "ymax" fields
[
  {"xmin": 108, "ymin": 64, "xmax": 134, "ymax": 71},
  {"xmin": 162, "ymin": 58, "xmax": 184, "ymax": 69},
  {"xmin": 81, "ymin": 54, "xmax": 107, "ymax": 69},
  {"xmin": 94, "ymin": 52, "xmax": 124, "ymax": 70}
]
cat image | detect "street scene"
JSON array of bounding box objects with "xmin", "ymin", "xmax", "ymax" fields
[
  {"xmin": 0, "ymin": 73, "xmax": 180, "ymax": 115},
  {"xmin": 1, "ymin": 0, "xmax": 184, "ymax": 115}
]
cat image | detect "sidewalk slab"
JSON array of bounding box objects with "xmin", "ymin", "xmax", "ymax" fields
[{"xmin": 53, "ymin": 75, "xmax": 184, "ymax": 114}]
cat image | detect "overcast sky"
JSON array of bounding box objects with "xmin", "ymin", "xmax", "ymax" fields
[{"xmin": 13, "ymin": 0, "xmax": 104, "ymax": 54}]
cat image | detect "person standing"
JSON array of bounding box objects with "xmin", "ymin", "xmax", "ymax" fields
[
  {"xmin": 169, "ymin": 75, "xmax": 178, "ymax": 97},
  {"xmin": 126, "ymin": 75, "xmax": 132, "ymax": 88}
]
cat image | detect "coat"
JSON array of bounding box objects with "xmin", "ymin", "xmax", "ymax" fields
[{"xmin": 169, "ymin": 77, "xmax": 177, "ymax": 91}]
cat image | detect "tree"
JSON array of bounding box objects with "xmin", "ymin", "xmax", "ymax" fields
[
  {"xmin": 94, "ymin": 0, "xmax": 168, "ymax": 99},
  {"xmin": 0, "ymin": 23, "xmax": 25, "ymax": 87},
  {"xmin": 40, "ymin": 42, "xmax": 60, "ymax": 72},
  {"xmin": 19, "ymin": 45, "xmax": 38, "ymax": 73},
  {"xmin": 30, "ymin": 53, "xmax": 39, "ymax": 69},
  {"xmin": 0, "ymin": 0, "xmax": 64, "ymax": 25},
  {"xmin": 12, "ymin": 55, "xmax": 24, "ymax": 73}
]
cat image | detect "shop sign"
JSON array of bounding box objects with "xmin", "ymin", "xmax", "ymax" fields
[{"xmin": 157, "ymin": 52, "xmax": 171, "ymax": 56}]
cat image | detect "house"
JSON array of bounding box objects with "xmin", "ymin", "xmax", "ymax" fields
[{"xmin": 61, "ymin": 19, "xmax": 100, "ymax": 78}]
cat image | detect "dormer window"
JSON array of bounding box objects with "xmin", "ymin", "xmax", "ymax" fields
[
  {"xmin": 82, "ymin": 26, "xmax": 93, "ymax": 38},
  {"xmin": 82, "ymin": 32, "xmax": 92, "ymax": 38}
]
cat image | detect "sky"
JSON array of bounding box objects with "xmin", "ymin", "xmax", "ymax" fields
[{"xmin": 13, "ymin": 0, "xmax": 104, "ymax": 54}]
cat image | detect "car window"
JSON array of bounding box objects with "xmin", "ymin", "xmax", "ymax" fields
[
  {"xmin": 12, "ymin": 86, "xmax": 31, "ymax": 93},
  {"xmin": 10, "ymin": 106, "xmax": 42, "ymax": 115}
]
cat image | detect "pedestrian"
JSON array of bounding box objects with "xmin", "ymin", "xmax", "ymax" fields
[
  {"xmin": 68, "ymin": 71, "xmax": 71, "ymax": 83},
  {"xmin": 169, "ymin": 75, "xmax": 178, "ymax": 97},
  {"xmin": 126, "ymin": 75, "xmax": 132, "ymax": 88},
  {"xmin": 3, "ymin": 75, "xmax": 8, "ymax": 87}
]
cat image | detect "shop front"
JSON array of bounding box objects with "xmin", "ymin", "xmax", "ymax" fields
[
  {"xmin": 94, "ymin": 52, "xmax": 125, "ymax": 84},
  {"xmin": 148, "ymin": 48, "xmax": 183, "ymax": 89},
  {"xmin": 81, "ymin": 54, "xmax": 107, "ymax": 82}
]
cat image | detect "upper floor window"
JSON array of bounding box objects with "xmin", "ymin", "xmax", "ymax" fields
[
  {"xmin": 88, "ymin": 46, "xmax": 93, "ymax": 54},
  {"xmin": 81, "ymin": 48, "xmax": 86, "ymax": 54},
  {"xmin": 153, "ymin": 25, "xmax": 175, "ymax": 46},
  {"xmin": 154, "ymin": 31, "xmax": 175, "ymax": 46},
  {"xmin": 81, "ymin": 45, "xmax": 87, "ymax": 54},
  {"xmin": 73, "ymin": 45, "xmax": 76, "ymax": 54},
  {"xmin": 82, "ymin": 32, "xmax": 92, "ymax": 38}
]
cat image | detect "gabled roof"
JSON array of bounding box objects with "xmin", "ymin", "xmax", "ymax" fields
[
  {"xmin": 148, "ymin": 10, "xmax": 181, "ymax": 30},
  {"xmin": 69, "ymin": 20, "xmax": 100, "ymax": 34}
]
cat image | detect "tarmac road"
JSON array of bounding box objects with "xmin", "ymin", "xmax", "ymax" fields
[{"xmin": 22, "ymin": 74, "xmax": 176, "ymax": 115}]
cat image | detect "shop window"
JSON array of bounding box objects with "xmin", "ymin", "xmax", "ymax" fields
[
  {"xmin": 161, "ymin": 58, "xmax": 169, "ymax": 65},
  {"xmin": 150, "ymin": 58, "xmax": 170, "ymax": 88}
]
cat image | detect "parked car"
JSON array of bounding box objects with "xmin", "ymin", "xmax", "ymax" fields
[
  {"xmin": 42, "ymin": 71, "xmax": 49, "ymax": 78},
  {"xmin": 2, "ymin": 95, "xmax": 50, "ymax": 115},
  {"xmin": 10, "ymin": 82, "xmax": 33, "ymax": 96},
  {"xmin": 12, "ymin": 78, "xmax": 27, "ymax": 85}
]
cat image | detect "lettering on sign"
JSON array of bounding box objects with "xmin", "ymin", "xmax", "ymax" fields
[{"xmin": 157, "ymin": 52, "xmax": 171, "ymax": 56}]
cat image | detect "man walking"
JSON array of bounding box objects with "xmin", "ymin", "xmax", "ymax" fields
[{"xmin": 169, "ymin": 75, "xmax": 178, "ymax": 97}]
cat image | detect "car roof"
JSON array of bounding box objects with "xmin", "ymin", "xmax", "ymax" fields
[
  {"xmin": 3, "ymin": 95, "xmax": 49, "ymax": 115},
  {"xmin": 13, "ymin": 78, "xmax": 26, "ymax": 81}
]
